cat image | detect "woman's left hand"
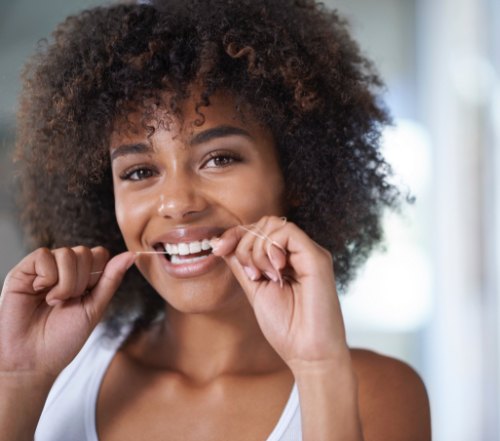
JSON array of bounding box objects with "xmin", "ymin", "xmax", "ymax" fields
[{"xmin": 212, "ymin": 215, "xmax": 349, "ymax": 372}]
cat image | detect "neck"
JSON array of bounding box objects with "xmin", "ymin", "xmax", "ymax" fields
[{"xmin": 126, "ymin": 299, "xmax": 287, "ymax": 384}]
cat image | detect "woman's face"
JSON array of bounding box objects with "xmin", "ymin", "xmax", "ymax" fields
[{"xmin": 110, "ymin": 92, "xmax": 286, "ymax": 313}]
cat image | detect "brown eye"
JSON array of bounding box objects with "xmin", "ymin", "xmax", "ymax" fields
[
  {"xmin": 204, "ymin": 151, "xmax": 242, "ymax": 168},
  {"xmin": 120, "ymin": 167, "xmax": 157, "ymax": 181}
]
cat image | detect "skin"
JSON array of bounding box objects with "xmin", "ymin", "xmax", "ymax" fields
[{"xmin": 0, "ymin": 92, "xmax": 431, "ymax": 441}]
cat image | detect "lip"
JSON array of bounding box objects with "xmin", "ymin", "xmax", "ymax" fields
[
  {"xmin": 158, "ymin": 251, "xmax": 222, "ymax": 279},
  {"xmin": 148, "ymin": 226, "xmax": 229, "ymax": 279},
  {"xmin": 150, "ymin": 226, "xmax": 227, "ymax": 246}
]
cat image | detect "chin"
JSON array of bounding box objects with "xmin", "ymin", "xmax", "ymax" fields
[{"xmin": 153, "ymin": 274, "xmax": 247, "ymax": 316}]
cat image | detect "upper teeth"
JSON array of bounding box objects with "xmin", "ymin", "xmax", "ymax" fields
[{"xmin": 164, "ymin": 239, "xmax": 213, "ymax": 256}]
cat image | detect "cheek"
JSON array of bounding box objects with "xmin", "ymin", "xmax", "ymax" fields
[
  {"xmin": 252, "ymin": 163, "xmax": 286, "ymax": 212},
  {"xmin": 114, "ymin": 188, "xmax": 157, "ymax": 246},
  {"xmin": 218, "ymin": 170, "xmax": 285, "ymax": 222}
]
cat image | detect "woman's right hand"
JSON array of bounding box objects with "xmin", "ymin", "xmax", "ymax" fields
[{"xmin": 0, "ymin": 246, "xmax": 134, "ymax": 380}]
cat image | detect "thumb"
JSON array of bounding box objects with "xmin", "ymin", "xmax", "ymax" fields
[
  {"xmin": 221, "ymin": 254, "xmax": 260, "ymax": 306},
  {"xmin": 84, "ymin": 251, "xmax": 135, "ymax": 323}
]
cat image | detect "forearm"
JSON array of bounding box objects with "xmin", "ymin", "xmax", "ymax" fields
[
  {"xmin": 0, "ymin": 372, "xmax": 54, "ymax": 441},
  {"xmin": 293, "ymin": 357, "xmax": 364, "ymax": 441}
]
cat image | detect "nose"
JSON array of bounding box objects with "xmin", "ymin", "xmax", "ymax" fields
[{"xmin": 156, "ymin": 172, "xmax": 208, "ymax": 221}]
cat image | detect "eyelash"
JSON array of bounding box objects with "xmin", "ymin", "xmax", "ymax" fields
[
  {"xmin": 119, "ymin": 165, "xmax": 158, "ymax": 181},
  {"xmin": 118, "ymin": 151, "xmax": 242, "ymax": 181},
  {"xmin": 204, "ymin": 150, "xmax": 242, "ymax": 168}
]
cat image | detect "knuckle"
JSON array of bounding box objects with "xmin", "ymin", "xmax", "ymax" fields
[
  {"xmin": 269, "ymin": 215, "xmax": 283, "ymax": 224},
  {"xmin": 75, "ymin": 246, "xmax": 93, "ymax": 263},
  {"xmin": 92, "ymin": 246, "xmax": 109, "ymax": 256},
  {"xmin": 234, "ymin": 247, "xmax": 248, "ymax": 263},
  {"xmin": 72, "ymin": 245, "xmax": 90, "ymax": 256},
  {"xmin": 33, "ymin": 247, "xmax": 52, "ymax": 259},
  {"xmin": 93, "ymin": 247, "xmax": 111, "ymax": 265},
  {"xmin": 252, "ymin": 243, "xmax": 267, "ymax": 259},
  {"xmin": 55, "ymin": 247, "xmax": 76, "ymax": 261},
  {"xmin": 256, "ymin": 215, "xmax": 271, "ymax": 228}
]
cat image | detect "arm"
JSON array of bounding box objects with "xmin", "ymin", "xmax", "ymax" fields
[
  {"xmin": 213, "ymin": 216, "xmax": 431, "ymax": 441},
  {"xmin": 292, "ymin": 351, "xmax": 431, "ymax": 441},
  {"xmin": 213, "ymin": 216, "xmax": 364, "ymax": 440},
  {"xmin": 0, "ymin": 372, "xmax": 54, "ymax": 441},
  {"xmin": 0, "ymin": 247, "xmax": 134, "ymax": 440},
  {"xmin": 292, "ymin": 357, "xmax": 364, "ymax": 441}
]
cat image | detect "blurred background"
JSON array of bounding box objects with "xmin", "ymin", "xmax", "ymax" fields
[{"xmin": 0, "ymin": 0, "xmax": 498, "ymax": 439}]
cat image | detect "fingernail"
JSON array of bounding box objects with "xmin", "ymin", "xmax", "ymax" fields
[
  {"xmin": 265, "ymin": 271, "xmax": 279, "ymax": 283},
  {"xmin": 268, "ymin": 252, "xmax": 281, "ymax": 273},
  {"xmin": 46, "ymin": 298, "xmax": 64, "ymax": 307},
  {"xmin": 33, "ymin": 285, "xmax": 47, "ymax": 292},
  {"xmin": 277, "ymin": 269, "xmax": 284, "ymax": 288},
  {"xmin": 267, "ymin": 243, "xmax": 286, "ymax": 272},
  {"xmin": 243, "ymin": 266, "xmax": 258, "ymax": 281}
]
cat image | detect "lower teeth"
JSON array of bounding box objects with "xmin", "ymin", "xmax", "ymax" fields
[{"xmin": 170, "ymin": 254, "xmax": 210, "ymax": 265}]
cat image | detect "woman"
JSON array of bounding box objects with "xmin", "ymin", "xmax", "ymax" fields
[{"xmin": 0, "ymin": 1, "xmax": 431, "ymax": 440}]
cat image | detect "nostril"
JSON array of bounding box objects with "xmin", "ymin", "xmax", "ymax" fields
[{"xmin": 155, "ymin": 187, "xmax": 209, "ymax": 220}]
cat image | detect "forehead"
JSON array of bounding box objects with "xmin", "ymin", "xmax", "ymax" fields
[{"xmin": 109, "ymin": 90, "xmax": 271, "ymax": 148}]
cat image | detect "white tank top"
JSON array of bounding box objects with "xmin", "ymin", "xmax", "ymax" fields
[{"xmin": 35, "ymin": 325, "xmax": 302, "ymax": 441}]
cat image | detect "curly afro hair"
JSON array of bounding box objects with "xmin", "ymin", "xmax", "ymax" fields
[{"xmin": 15, "ymin": 0, "xmax": 400, "ymax": 333}]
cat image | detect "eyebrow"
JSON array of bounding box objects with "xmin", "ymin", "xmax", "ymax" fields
[
  {"xmin": 189, "ymin": 125, "xmax": 254, "ymax": 146},
  {"xmin": 110, "ymin": 142, "xmax": 153, "ymax": 162},
  {"xmin": 110, "ymin": 125, "xmax": 253, "ymax": 161}
]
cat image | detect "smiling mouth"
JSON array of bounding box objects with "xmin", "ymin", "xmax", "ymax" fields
[{"xmin": 153, "ymin": 238, "xmax": 216, "ymax": 265}]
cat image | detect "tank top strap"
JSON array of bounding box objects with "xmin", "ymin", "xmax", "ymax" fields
[{"xmin": 266, "ymin": 383, "xmax": 302, "ymax": 441}]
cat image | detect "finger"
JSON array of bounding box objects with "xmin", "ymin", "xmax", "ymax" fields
[
  {"xmin": 45, "ymin": 248, "xmax": 78, "ymax": 305},
  {"xmin": 211, "ymin": 225, "xmax": 246, "ymax": 257},
  {"xmin": 267, "ymin": 241, "xmax": 287, "ymax": 272},
  {"xmin": 30, "ymin": 248, "xmax": 59, "ymax": 292},
  {"xmin": 3, "ymin": 248, "xmax": 58, "ymax": 295},
  {"xmin": 214, "ymin": 217, "xmax": 287, "ymax": 283},
  {"xmin": 262, "ymin": 241, "xmax": 287, "ymax": 287},
  {"xmin": 83, "ymin": 251, "xmax": 135, "ymax": 324},
  {"xmin": 88, "ymin": 247, "xmax": 110, "ymax": 289},
  {"xmin": 72, "ymin": 246, "xmax": 93, "ymax": 298},
  {"xmin": 212, "ymin": 225, "xmax": 264, "ymax": 280},
  {"xmin": 232, "ymin": 225, "xmax": 263, "ymax": 281},
  {"xmin": 243, "ymin": 217, "xmax": 287, "ymax": 283},
  {"xmin": 264, "ymin": 222, "xmax": 334, "ymax": 278},
  {"xmin": 221, "ymin": 254, "xmax": 262, "ymax": 306},
  {"xmin": 248, "ymin": 223, "xmax": 280, "ymax": 283}
]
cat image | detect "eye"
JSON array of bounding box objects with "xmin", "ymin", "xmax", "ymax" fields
[
  {"xmin": 204, "ymin": 151, "xmax": 242, "ymax": 169},
  {"xmin": 119, "ymin": 166, "xmax": 158, "ymax": 181}
]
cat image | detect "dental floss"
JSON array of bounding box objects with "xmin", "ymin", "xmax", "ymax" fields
[
  {"xmin": 89, "ymin": 251, "xmax": 170, "ymax": 275},
  {"xmin": 90, "ymin": 219, "xmax": 288, "ymax": 287},
  {"xmin": 236, "ymin": 221, "xmax": 287, "ymax": 288},
  {"xmin": 237, "ymin": 224, "xmax": 287, "ymax": 255}
]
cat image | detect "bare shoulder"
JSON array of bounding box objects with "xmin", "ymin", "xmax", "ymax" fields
[{"xmin": 350, "ymin": 348, "xmax": 431, "ymax": 441}]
